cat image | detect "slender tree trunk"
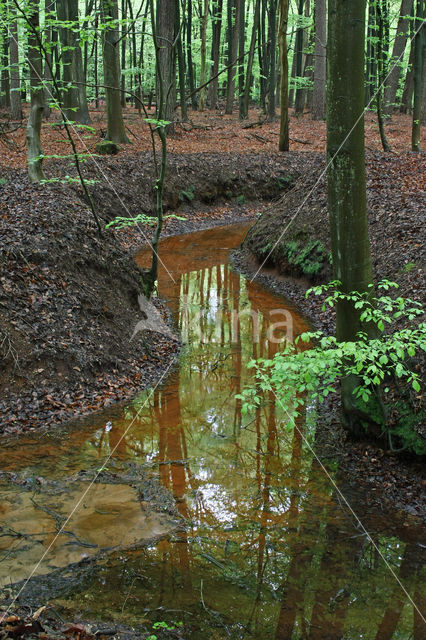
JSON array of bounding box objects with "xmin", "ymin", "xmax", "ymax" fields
[
  {"xmin": 365, "ymin": 0, "xmax": 377, "ymax": 106},
  {"xmin": 120, "ymin": 0, "xmax": 127, "ymax": 108},
  {"xmin": 208, "ymin": 0, "xmax": 223, "ymax": 107},
  {"xmin": 258, "ymin": 0, "xmax": 267, "ymax": 110},
  {"xmin": 10, "ymin": 2, "xmax": 22, "ymax": 120},
  {"xmin": 412, "ymin": 0, "xmax": 424, "ymax": 150},
  {"xmin": 327, "ymin": 0, "xmax": 381, "ymax": 433},
  {"xmin": 278, "ymin": 0, "xmax": 289, "ymax": 150},
  {"xmin": 199, "ymin": 0, "xmax": 209, "ymax": 110},
  {"xmin": 312, "ymin": 0, "xmax": 326, "ymax": 119},
  {"xmin": 377, "ymin": 0, "xmax": 391, "ymax": 150},
  {"xmin": 267, "ymin": 0, "xmax": 277, "ymax": 120},
  {"xmin": 56, "ymin": 0, "xmax": 79, "ymax": 120},
  {"xmin": 383, "ymin": 0, "xmax": 413, "ymax": 116},
  {"xmin": 400, "ymin": 34, "xmax": 415, "ymax": 112},
  {"xmin": 293, "ymin": 0, "xmax": 305, "ymax": 115},
  {"xmin": 26, "ymin": 0, "xmax": 45, "ymax": 183},
  {"xmin": 157, "ymin": 0, "xmax": 176, "ymax": 129},
  {"xmin": 238, "ymin": 0, "xmax": 246, "ymax": 115},
  {"xmin": 241, "ymin": 0, "xmax": 261, "ymax": 118},
  {"xmin": 225, "ymin": 0, "xmax": 240, "ymax": 114},
  {"xmin": 71, "ymin": 0, "xmax": 91, "ymax": 123},
  {"xmin": 42, "ymin": 0, "xmax": 54, "ymax": 119},
  {"xmin": 1, "ymin": 20, "xmax": 10, "ymax": 108},
  {"xmin": 187, "ymin": 0, "xmax": 197, "ymax": 108},
  {"xmin": 101, "ymin": 0, "xmax": 129, "ymax": 141},
  {"xmin": 175, "ymin": 0, "xmax": 187, "ymax": 120}
]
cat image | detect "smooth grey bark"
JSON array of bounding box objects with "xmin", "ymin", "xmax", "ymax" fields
[
  {"xmin": 9, "ymin": 2, "xmax": 22, "ymax": 119},
  {"xmin": 412, "ymin": 0, "xmax": 425, "ymax": 150},
  {"xmin": 238, "ymin": 0, "xmax": 246, "ymax": 115},
  {"xmin": 26, "ymin": 0, "xmax": 45, "ymax": 183},
  {"xmin": 101, "ymin": 0, "xmax": 129, "ymax": 142},
  {"xmin": 56, "ymin": 0, "xmax": 79, "ymax": 120},
  {"xmin": 312, "ymin": 0, "xmax": 326, "ymax": 119},
  {"xmin": 383, "ymin": 0, "xmax": 413, "ymax": 116},
  {"xmin": 278, "ymin": 0, "xmax": 289, "ymax": 150},
  {"xmin": 327, "ymin": 0, "xmax": 380, "ymax": 433}
]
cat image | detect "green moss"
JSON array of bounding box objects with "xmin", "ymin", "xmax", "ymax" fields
[
  {"xmin": 236, "ymin": 194, "xmax": 246, "ymax": 205},
  {"xmin": 96, "ymin": 140, "xmax": 119, "ymax": 155},
  {"xmin": 283, "ymin": 239, "xmax": 326, "ymax": 276},
  {"xmin": 179, "ymin": 185, "xmax": 195, "ymax": 202}
]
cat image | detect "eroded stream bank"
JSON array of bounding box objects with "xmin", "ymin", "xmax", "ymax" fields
[{"xmin": 1, "ymin": 223, "xmax": 425, "ymax": 639}]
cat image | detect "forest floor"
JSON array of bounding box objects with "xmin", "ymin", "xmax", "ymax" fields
[{"xmin": 0, "ymin": 107, "xmax": 425, "ymax": 639}]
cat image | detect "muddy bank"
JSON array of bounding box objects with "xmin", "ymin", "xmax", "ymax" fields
[
  {"xmin": 0, "ymin": 173, "xmax": 178, "ymax": 435},
  {"xmin": 245, "ymin": 151, "xmax": 425, "ymax": 291},
  {"xmin": 69, "ymin": 151, "xmax": 307, "ymax": 221}
]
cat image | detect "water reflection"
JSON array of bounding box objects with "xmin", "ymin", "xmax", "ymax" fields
[{"xmin": 0, "ymin": 223, "xmax": 424, "ymax": 638}]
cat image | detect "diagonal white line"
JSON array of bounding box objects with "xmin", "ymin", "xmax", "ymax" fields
[
  {"xmin": 264, "ymin": 379, "xmax": 426, "ymax": 622},
  {"xmin": 0, "ymin": 353, "xmax": 178, "ymax": 622},
  {"xmin": 249, "ymin": 18, "xmax": 425, "ymax": 283}
]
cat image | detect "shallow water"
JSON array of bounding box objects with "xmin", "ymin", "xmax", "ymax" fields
[{"xmin": 0, "ymin": 223, "xmax": 425, "ymax": 638}]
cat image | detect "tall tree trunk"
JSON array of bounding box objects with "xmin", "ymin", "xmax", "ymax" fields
[
  {"xmin": 10, "ymin": 2, "xmax": 22, "ymax": 119},
  {"xmin": 56, "ymin": 0, "xmax": 79, "ymax": 120},
  {"xmin": 42, "ymin": 0, "xmax": 54, "ymax": 119},
  {"xmin": 383, "ymin": 0, "xmax": 413, "ymax": 116},
  {"xmin": 157, "ymin": 0, "xmax": 176, "ymax": 129},
  {"xmin": 225, "ymin": 0, "xmax": 240, "ymax": 114},
  {"xmin": 26, "ymin": 0, "xmax": 45, "ymax": 183},
  {"xmin": 1, "ymin": 20, "xmax": 10, "ymax": 108},
  {"xmin": 365, "ymin": 0, "xmax": 377, "ymax": 106},
  {"xmin": 175, "ymin": 0, "xmax": 187, "ymax": 120},
  {"xmin": 237, "ymin": 0, "xmax": 246, "ymax": 115},
  {"xmin": 312, "ymin": 0, "xmax": 326, "ymax": 119},
  {"xmin": 293, "ymin": 0, "xmax": 305, "ymax": 115},
  {"xmin": 377, "ymin": 0, "xmax": 391, "ymax": 150},
  {"xmin": 241, "ymin": 0, "xmax": 261, "ymax": 119},
  {"xmin": 278, "ymin": 0, "xmax": 289, "ymax": 150},
  {"xmin": 120, "ymin": 0, "xmax": 127, "ymax": 108},
  {"xmin": 267, "ymin": 0, "xmax": 277, "ymax": 120},
  {"xmin": 208, "ymin": 0, "xmax": 223, "ymax": 107},
  {"xmin": 327, "ymin": 0, "xmax": 380, "ymax": 433},
  {"xmin": 71, "ymin": 0, "xmax": 91, "ymax": 123},
  {"xmin": 400, "ymin": 36, "xmax": 414, "ymax": 112},
  {"xmin": 199, "ymin": 0, "xmax": 209, "ymax": 110},
  {"xmin": 101, "ymin": 0, "xmax": 129, "ymax": 142},
  {"xmin": 187, "ymin": 0, "xmax": 197, "ymax": 108},
  {"xmin": 412, "ymin": 0, "xmax": 424, "ymax": 150},
  {"xmin": 258, "ymin": 0, "xmax": 267, "ymax": 111}
]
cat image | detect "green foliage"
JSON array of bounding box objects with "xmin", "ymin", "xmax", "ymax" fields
[
  {"xmin": 403, "ymin": 261, "xmax": 416, "ymax": 273},
  {"xmin": 238, "ymin": 281, "xmax": 425, "ymax": 453},
  {"xmin": 179, "ymin": 185, "xmax": 195, "ymax": 202},
  {"xmin": 236, "ymin": 194, "xmax": 246, "ymax": 205},
  {"xmin": 283, "ymin": 239, "xmax": 326, "ymax": 276},
  {"xmin": 106, "ymin": 213, "xmax": 186, "ymax": 230}
]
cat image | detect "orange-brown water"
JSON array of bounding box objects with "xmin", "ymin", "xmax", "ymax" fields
[{"xmin": 0, "ymin": 223, "xmax": 424, "ymax": 638}]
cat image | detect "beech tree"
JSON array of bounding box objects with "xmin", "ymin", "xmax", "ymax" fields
[
  {"xmin": 327, "ymin": 0, "xmax": 382, "ymax": 432},
  {"xmin": 312, "ymin": 0, "xmax": 326, "ymax": 120},
  {"xmin": 278, "ymin": 0, "xmax": 289, "ymax": 150},
  {"xmin": 26, "ymin": 0, "xmax": 45, "ymax": 183},
  {"xmin": 101, "ymin": 0, "xmax": 129, "ymax": 142}
]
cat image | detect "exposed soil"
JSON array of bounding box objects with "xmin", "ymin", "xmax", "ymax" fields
[{"xmin": 0, "ymin": 172, "xmax": 180, "ymax": 435}]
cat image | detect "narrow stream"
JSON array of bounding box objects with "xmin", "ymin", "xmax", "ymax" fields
[{"xmin": 0, "ymin": 223, "xmax": 424, "ymax": 639}]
